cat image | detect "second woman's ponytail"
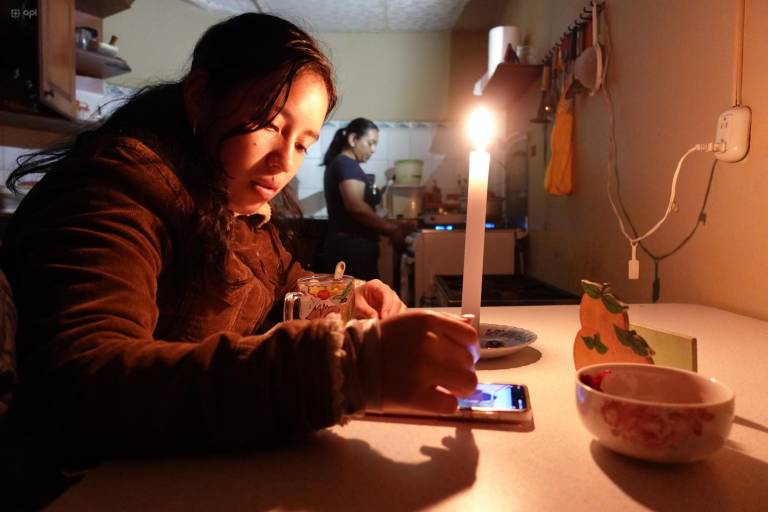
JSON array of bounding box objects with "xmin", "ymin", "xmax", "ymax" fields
[
  {"xmin": 322, "ymin": 128, "xmax": 347, "ymax": 166},
  {"xmin": 322, "ymin": 118, "xmax": 379, "ymax": 166}
]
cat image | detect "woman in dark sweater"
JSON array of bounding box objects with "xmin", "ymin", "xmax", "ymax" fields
[{"xmin": 0, "ymin": 12, "xmax": 477, "ymax": 469}]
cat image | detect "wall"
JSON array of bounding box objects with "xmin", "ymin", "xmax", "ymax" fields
[
  {"xmin": 317, "ymin": 32, "xmax": 450, "ymax": 121},
  {"xmin": 104, "ymin": 1, "xmax": 451, "ymax": 121},
  {"xmin": 104, "ymin": 0, "xmax": 227, "ymax": 87},
  {"xmin": 500, "ymin": 0, "xmax": 768, "ymax": 319}
]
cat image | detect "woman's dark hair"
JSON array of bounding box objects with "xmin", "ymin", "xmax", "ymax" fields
[
  {"xmin": 7, "ymin": 13, "xmax": 337, "ymax": 292},
  {"xmin": 322, "ymin": 117, "xmax": 378, "ymax": 166}
]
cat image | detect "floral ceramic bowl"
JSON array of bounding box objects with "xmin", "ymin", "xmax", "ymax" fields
[{"xmin": 575, "ymin": 363, "xmax": 735, "ymax": 463}]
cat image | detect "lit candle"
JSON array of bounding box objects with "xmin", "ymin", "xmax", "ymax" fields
[{"xmin": 461, "ymin": 107, "xmax": 494, "ymax": 332}]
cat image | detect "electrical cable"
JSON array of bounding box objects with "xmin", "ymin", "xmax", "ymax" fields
[
  {"xmin": 603, "ymin": 83, "xmax": 719, "ymax": 301},
  {"xmin": 599, "ymin": 10, "xmax": 719, "ymax": 302},
  {"xmin": 732, "ymin": 0, "xmax": 745, "ymax": 106},
  {"xmin": 607, "ymin": 144, "xmax": 699, "ymax": 245}
]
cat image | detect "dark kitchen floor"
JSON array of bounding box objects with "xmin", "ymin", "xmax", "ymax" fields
[{"xmin": 434, "ymin": 274, "xmax": 580, "ymax": 307}]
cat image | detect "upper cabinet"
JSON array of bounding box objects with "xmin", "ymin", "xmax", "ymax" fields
[
  {"xmin": 38, "ymin": 0, "xmax": 77, "ymax": 119},
  {"xmin": 1, "ymin": 0, "xmax": 133, "ymax": 133},
  {"xmin": 75, "ymin": 0, "xmax": 133, "ymax": 18},
  {"xmin": 481, "ymin": 63, "xmax": 542, "ymax": 105}
]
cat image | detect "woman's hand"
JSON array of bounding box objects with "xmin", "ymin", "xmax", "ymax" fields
[
  {"xmin": 379, "ymin": 310, "xmax": 479, "ymax": 414},
  {"xmin": 354, "ymin": 279, "xmax": 407, "ymax": 319}
]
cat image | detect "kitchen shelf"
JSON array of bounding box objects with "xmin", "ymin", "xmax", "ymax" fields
[
  {"xmin": 75, "ymin": 0, "xmax": 134, "ymax": 18},
  {"xmin": 482, "ymin": 63, "xmax": 542, "ymax": 102},
  {"xmin": 76, "ymin": 49, "xmax": 132, "ymax": 79},
  {"xmin": 0, "ymin": 109, "xmax": 91, "ymax": 135}
]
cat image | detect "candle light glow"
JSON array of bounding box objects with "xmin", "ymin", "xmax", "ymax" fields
[
  {"xmin": 467, "ymin": 107, "xmax": 495, "ymax": 150},
  {"xmin": 461, "ymin": 106, "xmax": 495, "ymax": 332}
]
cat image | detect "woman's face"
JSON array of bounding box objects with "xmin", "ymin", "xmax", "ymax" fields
[
  {"xmin": 350, "ymin": 128, "xmax": 379, "ymax": 163},
  {"xmin": 204, "ymin": 71, "xmax": 329, "ymax": 215}
]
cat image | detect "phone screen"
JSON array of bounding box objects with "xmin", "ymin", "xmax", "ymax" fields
[{"xmin": 458, "ymin": 383, "xmax": 528, "ymax": 411}]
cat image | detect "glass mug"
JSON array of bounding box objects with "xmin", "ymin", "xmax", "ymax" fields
[{"xmin": 283, "ymin": 274, "xmax": 355, "ymax": 322}]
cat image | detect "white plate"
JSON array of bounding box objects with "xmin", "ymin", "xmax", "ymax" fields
[{"xmin": 479, "ymin": 323, "xmax": 537, "ymax": 359}]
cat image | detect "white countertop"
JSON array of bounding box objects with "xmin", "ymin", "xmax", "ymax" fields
[{"xmin": 48, "ymin": 304, "xmax": 768, "ymax": 511}]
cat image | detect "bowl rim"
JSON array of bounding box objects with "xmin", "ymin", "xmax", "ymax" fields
[{"xmin": 575, "ymin": 362, "xmax": 735, "ymax": 408}]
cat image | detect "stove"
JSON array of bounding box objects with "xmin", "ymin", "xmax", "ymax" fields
[
  {"xmin": 403, "ymin": 229, "xmax": 520, "ymax": 307},
  {"xmin": 420, "ymin": 212, "xmax": 503, "ymax": 231},
  {"xmin": 432, "ymin": 274, "xmax": 580, "ymax": 307}
]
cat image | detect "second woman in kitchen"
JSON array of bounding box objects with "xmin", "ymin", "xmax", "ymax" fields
[{"xmin": 322, "ymin": 118, "xmax": 404, "ymax": 280}]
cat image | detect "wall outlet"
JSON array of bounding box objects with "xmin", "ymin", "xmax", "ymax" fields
[{"xmin": 714, "ymin": 106, "xmax": 751, "ymax": 162}]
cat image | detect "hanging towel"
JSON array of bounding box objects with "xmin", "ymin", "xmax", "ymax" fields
[{"xmin": 544, "ymin": 95, "xmax": 574, "ymax": 195}]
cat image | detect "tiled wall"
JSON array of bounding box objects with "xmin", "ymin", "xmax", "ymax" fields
[
  {"xmin": 0, "ymin": 127, "xmax": 48, "ymax": 191},
  {"xmin": 295, "ymin": 120, "xmax": 507, "ymax": 217},
  {"xmin": 0, "ymin": 142, "xmax": 26, "ymax": 187}
]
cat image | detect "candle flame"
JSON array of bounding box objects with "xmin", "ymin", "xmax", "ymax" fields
[{"xmin": 467, "ymin": 106, "xmax": 494, "ymax": 151}]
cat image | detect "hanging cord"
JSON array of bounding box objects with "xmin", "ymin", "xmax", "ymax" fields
[
  {"xmin": 732, "ymin": 0, "xmax": 745, "ymax": 106},
  {"xmin": 600, "ymin": 8, "xmax": 719, "ymax": 302}
]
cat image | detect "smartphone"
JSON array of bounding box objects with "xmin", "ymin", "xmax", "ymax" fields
[
  {"xmin": 366, "ymin": 383, "xmax": 532, "ymax": 425},
  {"xmin": 453, "ymin": 383, "xmax": 532, "ymax": 423}
]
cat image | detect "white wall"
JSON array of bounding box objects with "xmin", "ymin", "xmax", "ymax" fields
[
  {"xmin": 104, "ymin": 2, "xmax": 452, "ymax": 121},
  {"xmin": 104, "ymin": 0, "xmax": 227, "ymax": 86},
  {"xmin": 316, "ymin": 32, "xmax": 451, "ymax": 121}
]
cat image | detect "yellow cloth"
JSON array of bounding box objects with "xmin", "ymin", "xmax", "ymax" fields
[{"xmin": 544, "ymin": 96, "xmax": 574, "ymax": 195}]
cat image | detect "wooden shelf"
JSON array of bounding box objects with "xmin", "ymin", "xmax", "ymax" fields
[
  {"xmin": 76, "ymin": 49, "xmax": 131, "ymax": 79},
  {"xmin": 75, "ymin": 0, "xmax": 133, "ymax": 18},
  {"xmin": 0, "ymin": 109, "xmax": 92, "ymax": 135},
  {"xmin": 482, "ymin": 63, "xmax": 543, "ymax": 103}
]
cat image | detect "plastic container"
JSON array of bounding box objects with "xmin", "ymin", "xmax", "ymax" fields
[
  {"xmin": 394, "ymin": 159, "xmax": 423, "ymax": 186},
  {"xmin": 388, "ymin": 185, "xmax": 423, "ymax": 219}
]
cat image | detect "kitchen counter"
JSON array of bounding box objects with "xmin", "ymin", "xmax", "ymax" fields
[{"xmin": 46, "ymin": 303, "xmax": 768, "ymax": 510}]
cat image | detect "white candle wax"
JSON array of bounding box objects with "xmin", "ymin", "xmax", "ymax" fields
[{"xmin": 461, "ymin": 149, "xmax": 490, "ymax": 331}]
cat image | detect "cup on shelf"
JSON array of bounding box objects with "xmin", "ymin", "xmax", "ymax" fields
[
  {"xmin": 74, "ymin": 26, "xmax": 97, "ymax": 49},
  {"xmin": 87, "ymin": 39, "xmax": 119, "ymax": 58}
]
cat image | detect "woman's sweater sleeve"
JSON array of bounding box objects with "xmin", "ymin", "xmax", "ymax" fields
[{"xmin": 4, "ymin": 163, "xmax": 375, "ymax": 458}]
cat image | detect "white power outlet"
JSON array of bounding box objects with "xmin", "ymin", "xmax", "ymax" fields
[{"xmin": 714, "ymin": 106, "xmax": 751, "ymax": 162}]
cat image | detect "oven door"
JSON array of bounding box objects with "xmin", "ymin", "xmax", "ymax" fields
[{"xmin": 412, "ymin": 229, "xmax": 518, "ymax": 306}]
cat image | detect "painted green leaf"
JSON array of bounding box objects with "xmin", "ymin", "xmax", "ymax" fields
[
  {"xmin": 632, "ymin": 342, "xmax": 650, "ymax": 357},
  {"xmin": 614, "ymin": 325, "xmax": 634, "ymax": 346},
  {"xmin": 582, "ymin": 333, "xmax": 606, "ymax": 353},
  {"xmin": 580, "ymin": 280, "xmax": 602, "ymax": 299},
  {"xmin": 602, "ymin": 293, "xmax": 628, "ymax": 314},
  {"xmin": 614, "ymin": 326, "xmax": 652, "ymax": 357}
]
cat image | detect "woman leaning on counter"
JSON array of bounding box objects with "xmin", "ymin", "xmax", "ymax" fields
[
  {"xmin": 321, "ymin": 118, "xmax": 405, "ymax": 280},
  {"xmin": 0, "ymin": 11, "xmax": 478, "ymax": 474}
]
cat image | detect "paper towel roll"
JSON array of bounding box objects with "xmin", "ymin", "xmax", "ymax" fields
[{"xmin": 488, "ymin": 26, "xmax": 522, "ymax": 74}]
